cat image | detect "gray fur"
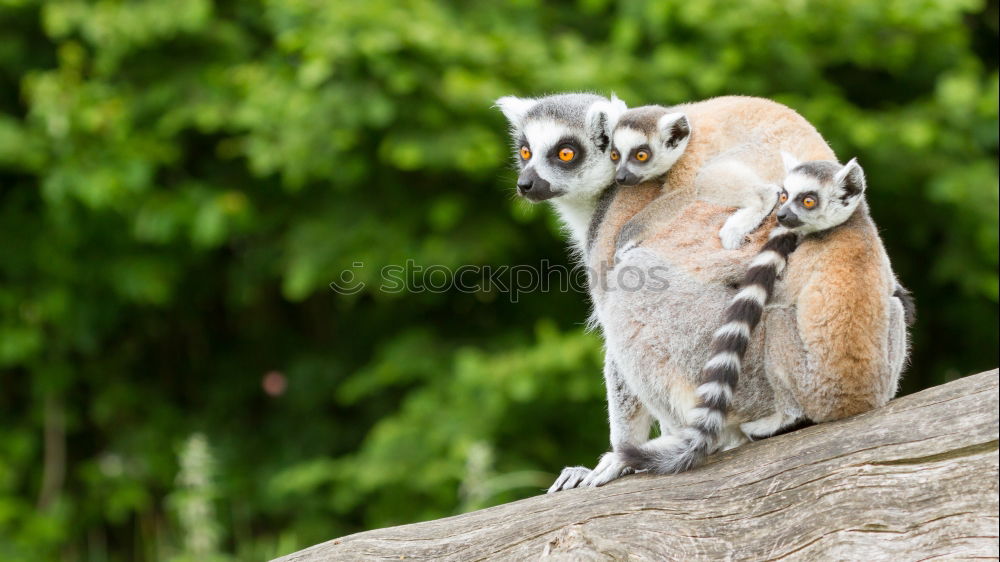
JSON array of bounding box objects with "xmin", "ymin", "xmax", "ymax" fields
[
  {"xmin": 524, "ymin": 93, "xmax": 610, "ymax": 126},
  {"xmin": 792, "ymin": 161, "xmax": 838, "ymax": 183},
  {"xmin": 779, "ymin": 157, "xmax": 868, "ymax": 235},
  {"xmin": 497, "ymin": 95, "xmax": 908, "ymax": 493},
  {"xmin": 616, "ymin": 105, "xmax": 672, "ymax": 135},
  {"xmin": 614, "ymin": 217, "xmax": 646, "ymax": 256},
  {"xmin": 586, "ymin": 186, "xmax": 619, "ymax": 254},
  {"xmin": 612, "ymin": 110, "xmax": 776, "ymax": 250},
  {"xmin": 737, "ymin": 158, "xmax": 874, "ymax": 439},
  {"xmin": 894, "ymin": 283, "xmax": 917, "ymax": 326},
  {"xmin": 623, "ymin": 226, "xmax": 799, "ymax": 473}
]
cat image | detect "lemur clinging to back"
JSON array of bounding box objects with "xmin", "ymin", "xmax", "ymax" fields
[
  {"xmin": 622, "ymin": 152, "xmax": 917, "ymax": 474},
  {"xmin": 610, "ymin": 105, "xmax": 779, "ymax": 250}
]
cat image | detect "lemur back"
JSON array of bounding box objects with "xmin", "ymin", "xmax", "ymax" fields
[
  {"xmin": 610, "ymin": 105, "xmax": 780, "ymax": 251},
  {"xmin": 622, "ymin": 154, "xmax": 885, "ymax": 474}
]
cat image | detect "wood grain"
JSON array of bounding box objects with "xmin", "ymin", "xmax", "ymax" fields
[{"xmin": 276, "ymin": 370, "xmax": 1000, "ymax": 561}]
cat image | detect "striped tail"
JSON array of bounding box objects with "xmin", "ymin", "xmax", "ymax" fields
[{"xmin": 621, "ymin": 226, "xmax": 800, "ymax": 474}]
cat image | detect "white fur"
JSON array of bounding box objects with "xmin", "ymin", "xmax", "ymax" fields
[
  {"xmin": 769, "ymin": 225, "xmax": 793, "ymax": 239},
  {"xmin": 833, "ymin": 157, "xmax": 864, "ymax": 189},
  {"xmin": 511, "ymin": 118, "xmax": 614, "ymax": 249},
  {"xmin": 547, "ymin": 466, "xmax": 590, "ymax": 493},
  {"xmin": 512, "ymin": 110, "xmax": 621, "ymax": 250},
  {"xmin": 657, "ymin": 112, "xmax": 687, "ymax": 136},
  {"xmin": 581, "ymin": 451, "xmax": 630, "ymax": 487},
  {"xmin": 611, "ymin": 127, "xmax": 647, "ymax": 157},
  {"xmin": 741, "ymin": 410, "xmax": 801, "ymax": 439},
  {"xmin": 780, "ymin": 150, "xmax": 801, "ymax": 173},
  {"xmin": 719, "ymin": 207, "xmax": 764, "ymax": 249},
  {"xmin": 733, "ymin": 285, "xmax": 767, "ymax": 306},
  {"xmin": 689, "ymin": 407, "xmax": 725, "ymax": 433},
  {"xmin": 587, "ymin": 95, "xmax": 628, "ymax": 139},
  {"xmin": 696, "ymin": 381, "xmax": 734, "ymax": 404},
  {"xmin": 705, "ymin": 351, "xmax": 742, "ymax": 373},
  {"xmin": 611, "ymin": 122, "xmax": 690, "ymax": 185},
  {"xmin": 780, "ymin": 160, "xmax": 866, "ymax": 235},
  {"xmin": 551, "ymin": 196, "xmax": 600, "ymax": 248},
  {"xmin": 714, "ymin": 322, "xmax": 750, "ymax": 340},
  {"xmin": 497, "ymin": 95, "xmax": 790, "ymax": 490},
  {"xmin": 521, "ymin": 119, "xmax": 571, "ymax": 161},
  {"xmin": 495, "ymin": 96, "xmax": 537, "ymax": 130},
  {"xmin": 749, "ymin": 250, "xmax": 784, "ymax": 269},
  {"xmin": 695, "ymin": 159, "xmax": 778, "ymax": 249}
]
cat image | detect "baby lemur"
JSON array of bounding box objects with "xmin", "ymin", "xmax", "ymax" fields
[
  {"xmin": 610, "ymin": 105, "xmax": 777, "ymax": 249},
  {"xmin": 622, "ymin": 152, "xmax": 915, "ymax": 474}
]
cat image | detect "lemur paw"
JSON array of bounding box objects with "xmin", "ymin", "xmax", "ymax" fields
[
  {"xmin": 547, "ymin": 466, "xmax": 591, "ymax": 493},
  {"xmin": 741, "ymin": 415, "xmax": 791, "ymax": 440},
  {"xmin": 719, "ymin": 224, "xmax": 748, "ymax": 250},
  {"xmin": 581, "ymin": 452, "xmax": 633, "ymax": 488}
]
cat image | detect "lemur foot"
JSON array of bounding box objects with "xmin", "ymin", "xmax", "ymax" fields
[
  {"xmin": 741, "ymin": 412, "xmax": 804, "ymax": 440},
  {"xmin": 547, "ymin": 466, "xmax": 591, "ymax": 493},
  {"xmin": 719, "ymin": 222, "xmax": 750, "ymax": 250},
  {"xmin": 581, "ymin": 452, "xmax": 634, "ymax": 488}
]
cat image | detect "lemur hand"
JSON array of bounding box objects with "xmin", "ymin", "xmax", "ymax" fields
[{"xmin": 547, "ymin": 466, "xmax": 592, "ymax": 493}]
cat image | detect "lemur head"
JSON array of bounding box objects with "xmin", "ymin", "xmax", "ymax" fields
[
  {"xmin": 609, "ymin": 106, "xmax": 691, "ymax": 186},
  {"xmin": 495, "ymin": 93, "xmax": 627, "ymax": 202},
  {"xmin": 777, "ymin": 152, "xmax": 867, "ymax": 234}
]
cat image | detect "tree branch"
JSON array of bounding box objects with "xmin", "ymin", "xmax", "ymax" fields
[{"xmin": 277, "ymin": 370, "xmax": 999, "ymax": 561}]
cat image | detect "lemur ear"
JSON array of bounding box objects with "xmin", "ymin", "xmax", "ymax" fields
[
  {"xmin": 495, "ymin": 96, "xmax": 537, "ymax": 130},
  {"xmin": 607, "ymin": 94, "xmax": 628, "ymax": 126},
  {"xmin": 586, "ymin": 95, "xmax": 628, "ymax": 152},
  {"xmin": 780, "ymin": 151, "xmax": 802, "ymax": 174},
  {"xmin": 833, "ymin": 157, "xmax": 866, "ymax": 200},
  {"xmin": 657, "ymin": 112, "xmax": 690, "ymax": 149}
]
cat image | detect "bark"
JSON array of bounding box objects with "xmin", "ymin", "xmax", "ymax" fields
[{"xmin": 276, "ymin": 370, "xmax": 999, "ymax": 561}]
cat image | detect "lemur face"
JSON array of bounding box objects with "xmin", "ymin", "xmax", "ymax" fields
[
  {"xmin": 496, "ymin": 94, "xmax": 627, "ymax": 202},
  {"xmin": 777, "ymin": 152, "xmax": 867, "ymax": 234},
  {"xmin": 610, "ymin": 109, "xmax": 690, "ymax": 186}
]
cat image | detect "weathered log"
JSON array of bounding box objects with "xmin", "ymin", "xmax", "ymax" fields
[{"xmin": 276, "ymin": 370, "xmax": 1000, "ymax": 561}]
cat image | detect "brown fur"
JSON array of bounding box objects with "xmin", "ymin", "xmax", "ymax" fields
[{"xmin": 592, "ymin": 96, "xmax": 904, "ymax": 426}]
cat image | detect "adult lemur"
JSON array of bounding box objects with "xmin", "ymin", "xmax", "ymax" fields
[
  {"xmin": 495, "ymin": 94, "xmax": 911, "ymax": 491},
  {"xmin": 622, "ymin": 153, "xmax": 916, "ymax": 474}
]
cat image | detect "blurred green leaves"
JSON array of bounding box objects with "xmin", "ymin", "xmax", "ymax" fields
[{"xmin": 0, "ymin": 0, "xmax": 996, "ymax": 560}]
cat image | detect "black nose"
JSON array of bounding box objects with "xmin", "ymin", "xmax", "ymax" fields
[
  {"xmin": 615, "ymin": 169, "xmax": 640, "ymax": 186},
  {"xmin": 777, "ymin": 207, "xmax": 803, "ymax": 228},
  {"xmin": 515, "ymin": 167, "xmax": 555, "ymax": 201},
  {"xmin": 517, "ymin": 167, "xmax": 550, "ymax": 193}
]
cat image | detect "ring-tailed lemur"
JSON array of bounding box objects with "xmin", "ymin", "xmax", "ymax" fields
[
  {"xmin": 611, "ymin": 105, "xmax": 778, "ymax": 250},
  {"xmin": 621, "ymin": 153, "xmax": 885, "ymax": 473},
  {"xmin": 495, "ymin": 93, "xmax": 627, "ymax": 255},
  {"xmin": 495, "ymin": 95, "xmax": 912, "ymax": 493}
]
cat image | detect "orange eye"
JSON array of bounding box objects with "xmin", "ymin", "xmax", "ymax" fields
[
  {"xmin": 802, "ymin": 196, "xmax": 817, "ymax": 209},
  {"xmin": 635, "ymin": 150, "xmax": 650, "ymax": 162},
  {"xmin": 610, "ymin": 150, "xmax": 620, "ymax": 161},
  {"xmin": 519, "ymin": 146, "xmax": 531, "ymax": 160},
  {"xmin": 558, "ymin": 147, "xmax": 575, "ymax": 162},
  {"xmin": 779, "ymin": 192, "xmax": 788, "ymax": 204}
]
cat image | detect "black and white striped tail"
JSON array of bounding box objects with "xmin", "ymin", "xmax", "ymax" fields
[{"xmin": 621, "ymin": 226, "xmax": 800, "ymax": 474}]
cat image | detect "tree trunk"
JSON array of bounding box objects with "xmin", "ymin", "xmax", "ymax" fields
[{"xmin": 276, "ymin": 370, "xmax": 999, "ymax": 561}]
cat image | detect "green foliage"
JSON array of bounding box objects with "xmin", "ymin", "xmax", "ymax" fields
[{"xmin": 0, "ymin": 0, "xmax": 996, "ymax": 559}]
